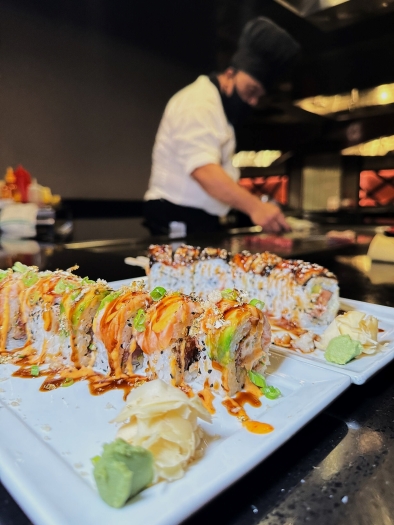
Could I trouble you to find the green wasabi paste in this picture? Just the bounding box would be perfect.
[324,335,363,365]
[93,438,154,508]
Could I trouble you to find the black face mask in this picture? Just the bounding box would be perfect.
[209,73,251,129]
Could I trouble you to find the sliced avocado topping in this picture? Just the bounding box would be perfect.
[215,325,236,365]
[98,291,121,311]
[71,300,88,327]
[71,290,109,327]
[133,309,146,332]
[0,270,9,281]
[28,290,41,306]
[311,284,322,294]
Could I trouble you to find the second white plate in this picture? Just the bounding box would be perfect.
[272,298,394,385]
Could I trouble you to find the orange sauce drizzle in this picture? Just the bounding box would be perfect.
[198,379,216,414]
[222,389,274,435]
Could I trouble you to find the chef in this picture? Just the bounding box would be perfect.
[143,17,300,236]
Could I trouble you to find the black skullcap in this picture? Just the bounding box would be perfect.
[231,17,301,90]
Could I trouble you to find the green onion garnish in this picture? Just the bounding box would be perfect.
[263,385,282,400]
[61,378,74,387]
[221,288,238,301]
[248,370,267,388]
[249,298,265,310]
[30,365,40,377]
[248,370,282,399]
[98,291,121,311]
[133,309,146,332]
[81,276,95,285]
[22,271,39,287]
[150,286,167,301]
[54,279,78,294]
[91,455,101,465]
[12,262,29,273]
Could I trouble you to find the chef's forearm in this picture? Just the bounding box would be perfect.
[191,164,262,216]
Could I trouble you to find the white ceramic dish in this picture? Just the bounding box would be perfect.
[271,298,394,385]
[0,350,350,525]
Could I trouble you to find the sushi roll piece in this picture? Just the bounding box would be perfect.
[92,282,152,376]
[20,268,86,365]
[147,244,179,292]
[192,291,271,397]
[0,263,43,352]
[263,259,339,331]
[147,244,201,294]
[192,247,233,296]
[0,268,23,351]
[134,291,203,386]
[57,279,111,368]
[231,250,282,305]
[172,244,200,294]
[231,253,339,331]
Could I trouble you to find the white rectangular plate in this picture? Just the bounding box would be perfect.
[0,352,350,525]
[271,298,394,385]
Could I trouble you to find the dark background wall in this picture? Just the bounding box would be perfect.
[0,1,214,200]
[1,0,394,200]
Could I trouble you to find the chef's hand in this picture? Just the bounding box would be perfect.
[191,164,291,233]
[249,201,291,233]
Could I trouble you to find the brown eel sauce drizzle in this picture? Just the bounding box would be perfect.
[6,347,274,434]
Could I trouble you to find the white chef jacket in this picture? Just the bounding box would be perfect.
[144,75,240,217]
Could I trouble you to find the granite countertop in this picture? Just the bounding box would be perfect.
[1,225,394,525]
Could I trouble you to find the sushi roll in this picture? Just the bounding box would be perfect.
[92,282,152,376]
[192,291,271,397]
[192,247,233,296]
[134,291,203,386]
